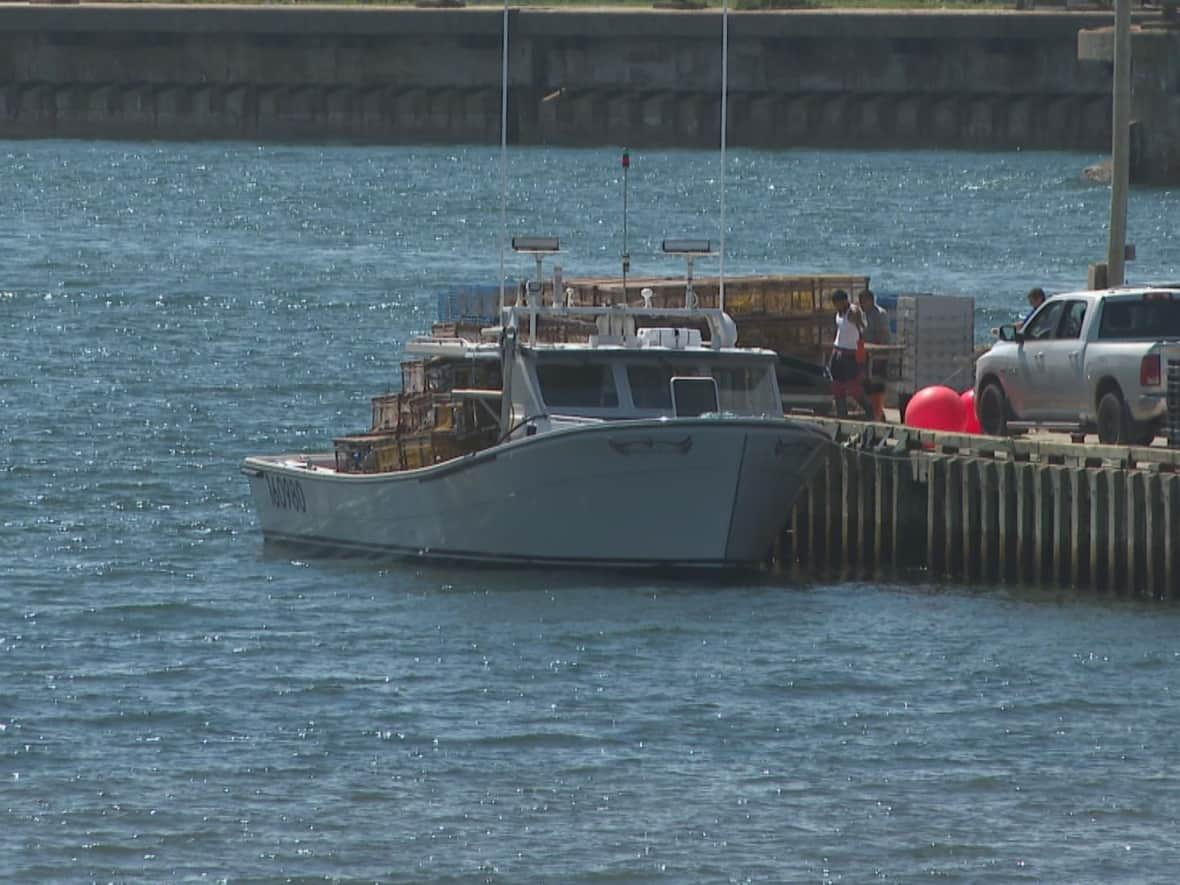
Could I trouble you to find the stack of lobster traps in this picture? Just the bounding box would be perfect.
[333,357,502,474]
[564,274,870,366]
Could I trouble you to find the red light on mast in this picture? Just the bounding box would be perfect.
[622,150,630,169]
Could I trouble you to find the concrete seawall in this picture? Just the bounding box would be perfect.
[1078,22,1180,184]
[0,5,1118,152]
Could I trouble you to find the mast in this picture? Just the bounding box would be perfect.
[499,0,510,312]
[719,0,729,313]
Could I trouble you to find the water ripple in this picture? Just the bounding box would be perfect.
[3,140,1180,882]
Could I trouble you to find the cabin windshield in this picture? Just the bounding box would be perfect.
[531,351,779,418]
[535,361,619,409]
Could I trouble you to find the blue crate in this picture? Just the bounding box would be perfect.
[436,285,502,324]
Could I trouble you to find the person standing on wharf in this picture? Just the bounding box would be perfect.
[857,287,891,422]
[828,289,874,419]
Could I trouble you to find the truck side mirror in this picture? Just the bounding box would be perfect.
[997,324,1021,343]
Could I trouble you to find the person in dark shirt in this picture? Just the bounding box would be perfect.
[1019,287,1046,330]
[857,288,891,422]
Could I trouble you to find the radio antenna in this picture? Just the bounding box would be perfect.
[622,148,630,306]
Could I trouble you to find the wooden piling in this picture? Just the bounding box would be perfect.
[783,418,1180,599]
[1165,475,1179,598]
[1127,471,1146,595]
[927,456,947,577]
[997,460,1017,584]
[977,459,998,584]
[945,458,965,579]
[824,449,842,570]
[1069,468,1090,589]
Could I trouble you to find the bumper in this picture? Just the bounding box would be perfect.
[1133,392,1168,422]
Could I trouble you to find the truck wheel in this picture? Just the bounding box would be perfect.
[1130,423,1157,447]
[977,383,1009,436]
[1096,390,1131,445]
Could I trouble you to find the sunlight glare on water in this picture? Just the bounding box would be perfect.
[2,140,1180,881]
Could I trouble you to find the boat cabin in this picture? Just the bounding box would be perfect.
[332,238,785,473]
[506,342,782,437]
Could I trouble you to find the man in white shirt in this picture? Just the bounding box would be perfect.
[828,289,874,419]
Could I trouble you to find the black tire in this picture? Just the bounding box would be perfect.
[977,382,1009,436]
[1130,422,1158,447]
[1096,390,1131,445]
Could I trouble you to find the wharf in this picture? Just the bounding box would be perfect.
[781,417,1180,598]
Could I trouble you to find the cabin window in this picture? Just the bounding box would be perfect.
[628,365,674,409]
[671,377,719,417]
[712,365,778,415]
[536,363,618,408]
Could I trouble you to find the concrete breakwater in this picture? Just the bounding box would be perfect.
[784,419,1180,597]
[0,5,1118,153]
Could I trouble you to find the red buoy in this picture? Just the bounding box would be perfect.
[904,385,967,433]
[960,389,983,434]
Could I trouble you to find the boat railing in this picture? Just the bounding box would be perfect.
[502,303,739,350]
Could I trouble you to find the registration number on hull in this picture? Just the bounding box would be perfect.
[266,473,307,513]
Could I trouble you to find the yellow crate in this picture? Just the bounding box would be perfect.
[401,360,425,395]
[371,393,400,432]
[399,436,431,470]
[334,432,401,474]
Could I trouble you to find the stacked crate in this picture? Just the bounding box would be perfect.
[332,431,402,474]
[335,356,502,473]
[564,274,869,365]
[894,293,977,403]
[436,284,501,325]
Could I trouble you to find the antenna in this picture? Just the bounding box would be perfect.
[622,148,630,306]
[498,0,509,313]
[719,0,729,314]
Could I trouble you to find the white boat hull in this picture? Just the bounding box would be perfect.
[242,418,830,569]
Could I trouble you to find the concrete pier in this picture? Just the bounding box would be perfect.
[0,5,1118,154]
[1078,21,1180,185]
[783,419,1180,597]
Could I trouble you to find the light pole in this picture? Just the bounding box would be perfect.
[1106,0,1131,287]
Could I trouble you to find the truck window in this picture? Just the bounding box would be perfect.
[1023,301,1064,341]
[1098,298,1180,340]
[1058,301,1088,339]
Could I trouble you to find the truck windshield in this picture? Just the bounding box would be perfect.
[1099,298,1180,339]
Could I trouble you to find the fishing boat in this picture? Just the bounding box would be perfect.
[241,242,832,568]
[241,2,831,568]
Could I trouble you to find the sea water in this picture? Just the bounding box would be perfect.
[4,140,1180,881]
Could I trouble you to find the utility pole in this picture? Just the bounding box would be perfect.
[1106,0,1131,287]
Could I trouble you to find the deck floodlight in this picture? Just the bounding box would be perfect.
[512,236,560,312]
[662,238,714,309]
[512,236,560,254]
[662,238,713,255]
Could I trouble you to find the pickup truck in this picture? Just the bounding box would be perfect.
[974,286,1180,445]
